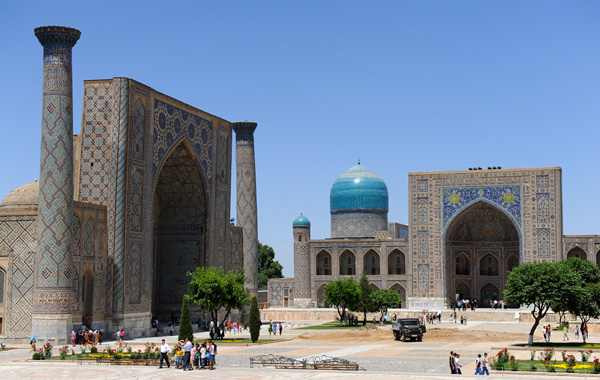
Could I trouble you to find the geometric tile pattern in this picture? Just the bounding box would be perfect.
[293,226,311,300]
[536,193,550,223]
[108,78,129,313]
[128,170,143,232]
[268,279,294,307]
[83,217,95,257]
[0,216,36,335]
[443,186,521,229]
[233,122,258,291]
[126,240,141,304]
[72,214,80,256]
[78,81,113,205]
[130,99,145,160]
[537,229,551,258]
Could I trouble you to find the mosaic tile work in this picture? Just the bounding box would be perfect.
[0,216,36,335]
[126,240,141,303]
[128,170,143,232]
[78,81,113,205]
[157,239,203,304]
[268,279,294,307]
[83,217,95,256]
[537,229,550,258]
[34,27,80,315]
[293,224,311,301]
[72,215,81,256]
[152,100,212,186]
[106,77,129,313]
[330,212,388,238]
[233,122,258,292]
[443,186,521,229]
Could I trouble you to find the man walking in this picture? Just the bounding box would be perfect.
[474,354,482,375]
[159,339,170,369]
[481,353,490,375]
[449,351,455,374]
[182,337,192,371]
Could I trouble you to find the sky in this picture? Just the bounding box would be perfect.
[1,1,599,277]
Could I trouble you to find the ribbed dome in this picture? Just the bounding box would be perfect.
[330,164,388,212]
[293,214,311,226]
[1,181,39,207]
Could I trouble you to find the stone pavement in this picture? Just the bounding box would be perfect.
[0,317,596,379]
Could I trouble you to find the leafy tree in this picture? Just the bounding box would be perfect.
[325,278,361,326]
[249,296,261,343]
[178,297,194,341]
[371,289,401,316]
[187,267,249,337]
[356,271,377,325]
[560,258,600,343]
[504,261,579,345]
[258,243,284,290]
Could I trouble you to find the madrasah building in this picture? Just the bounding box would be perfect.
[267,163,600,310]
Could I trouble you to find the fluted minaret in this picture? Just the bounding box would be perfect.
[232,121,259,296]
[32,26,80,343]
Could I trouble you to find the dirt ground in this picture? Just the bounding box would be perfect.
[296,327,528,343]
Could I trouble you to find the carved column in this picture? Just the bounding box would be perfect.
[32,26,80,343]
[232,121,259,296]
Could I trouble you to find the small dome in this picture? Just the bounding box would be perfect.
[330,164,388,212]
[1,181,39,207]
[293,214,311,226]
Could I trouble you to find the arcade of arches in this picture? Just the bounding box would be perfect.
[446,202,520,307]
[315,249,406,277]
[315,282,407,309]
[153,143,206,317]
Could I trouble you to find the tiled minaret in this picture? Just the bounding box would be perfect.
[32,26,80,343]
[232,121,259,296]
[293,214,312,307]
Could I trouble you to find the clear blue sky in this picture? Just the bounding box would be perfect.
[1,1,598,277]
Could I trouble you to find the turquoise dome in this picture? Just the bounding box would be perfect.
[330,164,388,212]
[293,214,311,226]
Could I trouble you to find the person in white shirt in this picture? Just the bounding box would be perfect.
[183,338,193,371]
[159,339,170,369]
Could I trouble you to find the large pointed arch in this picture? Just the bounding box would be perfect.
[389,283,406,309]
[339,250,356,276]
[152,139,207,317]
[567,246,587,260]
[444,201,519,307]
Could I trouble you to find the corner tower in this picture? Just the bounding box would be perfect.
[292,214,311,307]
[330,163,389,238]
[32,26,81,343]
[233,121,259,296]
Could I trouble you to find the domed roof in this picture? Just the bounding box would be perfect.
[293,214,311,226]
[330,164,388,212]
[1,181,39,207]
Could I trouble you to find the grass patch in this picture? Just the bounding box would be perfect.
[192,338,282,344]
[296,320,376,330]
[0,348,17,351]
[528,342,600,349]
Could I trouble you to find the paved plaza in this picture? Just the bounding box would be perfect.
[0,313,596,379]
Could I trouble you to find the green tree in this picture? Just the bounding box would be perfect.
[325,278,361,326]
[504,261,579,345]
[371,289,401,316]
[187,267,249,336]
[357,271,377,325]
[178,297,194,341]
[258,243,284,290]
[249,296,261,343]
[561,258,600,344]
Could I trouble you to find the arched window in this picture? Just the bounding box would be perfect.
[387,250,405,275]
[479,254,499,276]
[455,254,470,276]
[506,254,518,272]
[370,284,380,291]
[389,283,406,308]
[317,284,327,308]
[339,250,356,275]
[567,247,587,260]
[363,249,380,275]
[316,250,331,275]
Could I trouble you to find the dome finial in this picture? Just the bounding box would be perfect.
[358,158,360,165]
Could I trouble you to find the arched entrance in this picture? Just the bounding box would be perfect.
[445,201,519,307]
[316,250,331,275]
[567,247,587,260]
[153,141,206,317]
[82,270,94,328]
[316,284,327,308]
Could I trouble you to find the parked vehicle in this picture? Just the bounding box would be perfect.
[392,318,426,342]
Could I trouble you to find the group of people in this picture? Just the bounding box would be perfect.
[159,338,218,370]
[268,321,283,335]
[559,323,589,341]
[449,351,489,375]
[71,328,103,345]
[420,312,442,324]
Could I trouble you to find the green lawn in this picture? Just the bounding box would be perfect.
[528,342,600,349]
[493,359,599,374]
[296,320,376,330]
[192,338,283,344]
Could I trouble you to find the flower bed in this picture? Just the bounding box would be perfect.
[491,347,600,374]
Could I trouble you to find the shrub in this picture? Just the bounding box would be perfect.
[90,345,98,354]
[593,358,600,374]
[32,352,42,360]
[496,348,510,364]
[178,298,194,342]
[509,356,518,371]
[540,348,554,361]
[561,350,567,361]
[42,343,53,359]
[249,296,261,343]
[580,349,592,362]
[565,355,576,373]
[59,345,69,360]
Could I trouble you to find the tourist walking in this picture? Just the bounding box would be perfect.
[454,353,462,374]
[575,325,579,339]
[182,337,192,371]
[481,353,490,375]
[449,351,455,374]
[208,340,216,370]
[563,325,569,341]
[279,323,283,335]
[474,354,482,375]
[159,339,170,368]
